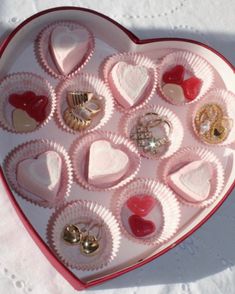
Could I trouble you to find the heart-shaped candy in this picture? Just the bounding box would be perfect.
[127,195,156,217]
[17,151,62,202]
[12,109,38,132]
[9,91,37,111]
[110,61,150,108]
[182,76,202,101]
[162,83,185,103]
[162,65,185,85]
[167,160,213,202]
[50,26,90,75]
[88,140,129,187]
[9,91,48,123]
[128,215,156,237]
[28,95,49,122]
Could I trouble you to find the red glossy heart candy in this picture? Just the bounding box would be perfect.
[182,76,202,100]
[162,65,185,85]
[127,195,156,217]
[128,215,156,237]
[9,91,48,123]
[9,91,36,111]
[28,95,48,123]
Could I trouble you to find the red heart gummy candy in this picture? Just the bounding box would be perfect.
[182,76,202,101]
[128,215,156,237]
[162,65,185,85]
[127,195,156,217]
[9,91,36,111]
[9,91,48,123]
[28,95,48,123]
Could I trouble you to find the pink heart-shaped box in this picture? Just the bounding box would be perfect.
[0,6,235,291]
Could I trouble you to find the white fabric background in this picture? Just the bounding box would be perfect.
[0,0,235,293]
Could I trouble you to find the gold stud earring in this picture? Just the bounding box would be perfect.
[79,222,102,256]
[62,224,83,245]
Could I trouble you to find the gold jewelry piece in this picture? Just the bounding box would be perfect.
[80,222,102,256]
[64,92,101,131]
[130,112,172,155]
[63,108,91,131]
[80,234,100,256]
[62,224,82,245]
[67,91,93,107]
[194,103,233,144]
[62,221,102,256]
[84,99,102,116]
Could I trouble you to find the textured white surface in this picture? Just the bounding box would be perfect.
[0,0,235,293]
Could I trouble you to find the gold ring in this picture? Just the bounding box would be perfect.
[63,108,91,131]
[67,91,93,107]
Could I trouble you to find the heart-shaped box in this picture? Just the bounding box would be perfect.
[0,6,235,291]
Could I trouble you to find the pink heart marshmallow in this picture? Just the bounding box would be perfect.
[17,151,62,202]
[50,26,90,75]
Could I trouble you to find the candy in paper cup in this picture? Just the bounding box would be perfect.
[158,50,214,105]
[191,88,235,146]
[0,72,56,134]
[111,178,181,245]
[35,21,95,79]
[56,73,114,134]
[103,52,157,112]
[3,139,72,208]
[70,131,141,191]
[161,147,225,207]
[119,104,184,159]
[46,200,121,271]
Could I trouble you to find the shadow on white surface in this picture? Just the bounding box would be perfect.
[131,27,235,66]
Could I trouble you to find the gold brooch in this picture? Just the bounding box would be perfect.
[130,112,172,156]
[194,103,233,144]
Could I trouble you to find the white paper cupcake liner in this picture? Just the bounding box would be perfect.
[46,200,121,271]
[119,104,184,159]
[0,72,56,134]
[191,88,235,146]
[158,50,215,105]
[35,21,95,79]
[56,73,114,134]
[70,131,141,191]
[111,178,181,245]
[3,139,73,208]
[161,147,225,208]
[103,52,158,113]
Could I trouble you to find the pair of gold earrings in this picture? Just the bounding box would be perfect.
[63,91,101,131]
[62,222,102,256]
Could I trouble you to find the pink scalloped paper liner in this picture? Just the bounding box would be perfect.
[119,104,184,160]
[191,88,235,146]
[3,139,73,208]
[70,131,141,191]
[103,52,158,113]
[0,72,56,134]
[160,147,225,208]
[55,73,114,134]
[111,178,181,246]
[46,200,121,271]
[35,21,95,79]
[158,50,215,105]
